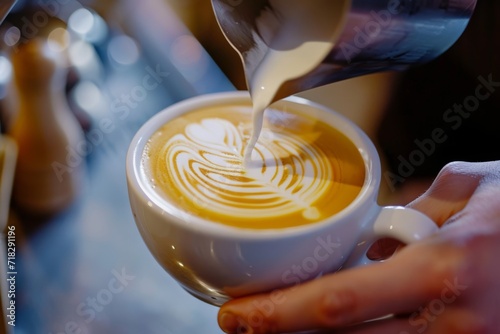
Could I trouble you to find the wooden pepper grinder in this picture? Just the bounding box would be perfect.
[7,38,85,217]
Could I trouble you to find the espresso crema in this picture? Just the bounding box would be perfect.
[142,103,364,229]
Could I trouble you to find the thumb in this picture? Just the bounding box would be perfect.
[406,162,482,226]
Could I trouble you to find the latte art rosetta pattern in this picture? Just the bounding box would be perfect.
[160,118,334,221]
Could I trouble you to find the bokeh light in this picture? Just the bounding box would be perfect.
[68,8,108,43]
[0,55,12,84]
[169,35,208,82]
[107,35,140,66]
[47,27,71,52]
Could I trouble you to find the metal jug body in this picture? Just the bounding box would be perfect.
[212,0,477,101]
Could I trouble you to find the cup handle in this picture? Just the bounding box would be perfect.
[342,206,438,268]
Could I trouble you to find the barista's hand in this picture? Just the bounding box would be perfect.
[217,161,500,334]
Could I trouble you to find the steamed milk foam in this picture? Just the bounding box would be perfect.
[143,102,364,229]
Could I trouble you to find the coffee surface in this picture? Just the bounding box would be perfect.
[142,104,364,229]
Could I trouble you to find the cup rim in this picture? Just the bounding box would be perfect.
[126,90,381,239]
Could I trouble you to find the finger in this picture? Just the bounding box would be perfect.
[316,315,416,334]
[406,162,482,226]
[320,309,488,334]
[218,246,454,334]
[423,308,488,334]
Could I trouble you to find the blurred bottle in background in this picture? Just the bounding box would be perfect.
[7,37,85,217]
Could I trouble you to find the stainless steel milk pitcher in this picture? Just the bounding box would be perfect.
[212,0,477,102]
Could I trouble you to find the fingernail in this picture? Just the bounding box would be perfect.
[219,312,250,334]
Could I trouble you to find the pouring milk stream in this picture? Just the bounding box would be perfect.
[242,0,347,162]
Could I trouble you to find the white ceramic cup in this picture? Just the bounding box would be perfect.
[126,91,438,306]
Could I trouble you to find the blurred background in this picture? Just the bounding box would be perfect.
[0,0,498,333]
